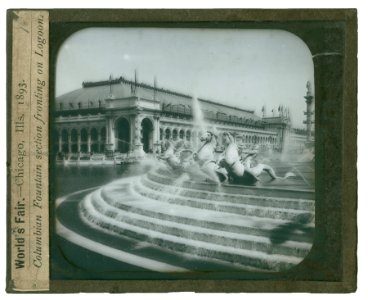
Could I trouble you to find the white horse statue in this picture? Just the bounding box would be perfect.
[192,131,227,183]
[219,132,295,184]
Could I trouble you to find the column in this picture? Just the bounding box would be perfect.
[129,115,135,153]
[68,129,72,154]
[133,114,144,156]
[106,116,115,152]
[77,129,81,153]
[153,116,160,153]
[87,129,91,153]
[58,129,62,153]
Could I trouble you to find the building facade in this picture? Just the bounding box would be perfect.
[54,76,299,157]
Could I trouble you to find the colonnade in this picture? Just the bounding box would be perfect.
[159,125,278,149]
[55,115,280,156]
[55,127,106,154]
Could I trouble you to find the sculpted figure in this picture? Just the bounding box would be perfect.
[219,132,294,184]
[193,131,227,183]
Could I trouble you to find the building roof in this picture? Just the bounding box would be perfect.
[56,76,261,121]
[262,116,289,124]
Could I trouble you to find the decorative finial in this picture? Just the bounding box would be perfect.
[154,76,157,100]
[306,81,312,96]
[109,74,113,97]
[132,69,138,95]
[262,105,266,118]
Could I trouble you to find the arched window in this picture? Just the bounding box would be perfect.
[61,129,68,143]
[71,129,78,143]
[186,130,191,141]
[91,128,98,153]
[81,128,88,143]
[141,118,153,153]
[91,128,98,141]
[165,128,171,140]
[115,118,131,153]
[179,129,184,139]
[100,127,106,141]
[172,129,178,141]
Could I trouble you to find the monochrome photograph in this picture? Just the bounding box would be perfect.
[50,27,317,280]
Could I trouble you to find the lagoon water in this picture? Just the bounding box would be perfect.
[53,163,153,198]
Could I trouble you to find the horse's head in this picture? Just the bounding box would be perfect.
[199,131,217,146]
[195,131,217,161]
[222,132,235,146]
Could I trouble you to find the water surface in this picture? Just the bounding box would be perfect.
[53,163,153,198]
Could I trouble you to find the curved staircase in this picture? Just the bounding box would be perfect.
[72,167,315,272]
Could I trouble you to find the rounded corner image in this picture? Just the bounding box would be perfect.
[51,27,315,278]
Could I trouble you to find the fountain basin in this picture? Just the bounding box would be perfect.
[56,164,315,273]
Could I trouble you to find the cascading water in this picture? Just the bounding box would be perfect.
[280,130,314,163]
[158,172,190,203]
[280,131,292,162]
[192,95,208,135]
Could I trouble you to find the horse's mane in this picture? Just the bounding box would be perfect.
[223,132,240,155]
[224,132,235,144]
[208,133,217,147]
[229,134,235,144]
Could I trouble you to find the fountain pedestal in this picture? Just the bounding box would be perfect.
[133,143,145,157]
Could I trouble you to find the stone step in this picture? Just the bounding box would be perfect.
[57,189,254,273]
[100,182,314,244]
[148,169,315,199]
[141,174,315,211]
[88,191,312,258]
[132,179,314,222]
[80,193,302,272]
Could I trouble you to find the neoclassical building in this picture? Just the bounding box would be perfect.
[54,75,296,157]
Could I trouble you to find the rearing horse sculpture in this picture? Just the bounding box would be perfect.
[219,132,295,185]
[193,131,227,183]
[217,132,259,185]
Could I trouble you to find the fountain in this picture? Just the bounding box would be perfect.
[55,96,315,275]
[192,95,208,134]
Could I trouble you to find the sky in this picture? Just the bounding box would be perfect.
[56,27,314,128]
